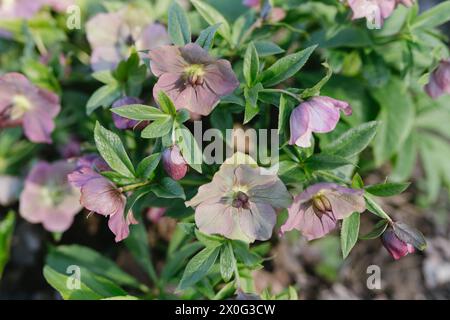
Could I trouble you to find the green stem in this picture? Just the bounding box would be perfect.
[261,88,302,103]
[119,180,151,193]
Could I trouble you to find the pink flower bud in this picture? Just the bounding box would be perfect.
[381,228,415,260]
[425,59,450,99]
[162,146,188,181]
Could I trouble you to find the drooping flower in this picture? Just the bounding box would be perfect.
[280,183,365,241]
[19,161,81,232]
[0,73,60,144]
[86,8,169,71]
[68,155,137,242]
[0,175,22,206]
[148,43,240,115]
[186,153,292,243]
[162,145,188,181]
[381,228,415,260]
[289,96,352,148]
[347,0,414,28]
[111,97,143,130]
[425,59,450,99]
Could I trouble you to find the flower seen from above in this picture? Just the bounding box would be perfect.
[19,160,81,232]
[186,153,292,243]
[149,43,239,116]
[0,73,60,144]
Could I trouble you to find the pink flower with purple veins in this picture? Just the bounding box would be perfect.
[289,96,352,148]
[68,157,137,242]
[186,155,292,243]
[0,73,60,144]
[281,183,366,241]
[19,161,82,232]
[86,9,170,72]
[347,0,414,27]
[148,43,240,116]
[425,59,450,99]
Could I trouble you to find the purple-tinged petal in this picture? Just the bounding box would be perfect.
[382,228,415,260]
[148,45,187,76]
[162,145,188,180]
[238,202,276,242]
[306,98,341,133]
[111,97,142,130]
[203,60,240,97]
[323,187,366,219]
[108,210,138,242]
[135,23,170,52]
[289,103,313,147]
[195,202,237,238]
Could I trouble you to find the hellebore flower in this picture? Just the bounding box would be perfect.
[186,154,292,243]
[68,157,137,242]
[0,73,60,144]
[425,59,450,99]
[19,161,81,232]
[289,96,352,148]
[111,97,143,130]
[381,228,415,260]
[162,145,188,181]
[348,0,414,27]
[280,183,365,241]
[86,9,169,71]
[148,43,240,115]
[0,0,72,20]
[0,175,22,206]
[59,137,81,159]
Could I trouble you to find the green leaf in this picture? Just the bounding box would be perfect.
[0,211,15,279]
[411,1,450,30]
[220,243,235,283]
[243,42,259,87]
[259,45,317,87]
[191,0,231,43]
[364,194,391,221]
[178,246,221,290]
[365,182,410,197]
[124,215,157,283]
[151,177,186,200]
[341,212,360,259]
[46,245,142,290]
[94,122,135,177]
[393,222,427,251]
[195,24,221,50]
[232,240,262,267]
[371,78,415,166]
[254,40,285,57]
[243,83,262,124]
[195,229,224,248]
[136,153,161,179]
[111,104,168,121]
[86,83,121,115]
[359,220,389,240]
[43,265,127,300]
[322,121,378,158]
[162,242,203,282]
[278,94,295,136]
[157,91,177,116]
[91,70,115,84]
[141,117,173,139]
[168,1,191,46]
[174,124,203,173]
[304,153,354,171]
[352,173,364,189]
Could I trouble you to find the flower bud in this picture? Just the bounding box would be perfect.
[162,146,188,181]
[381,228,415,260]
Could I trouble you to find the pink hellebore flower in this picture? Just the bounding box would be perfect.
[0,0,72,19]
[289,96,352,148]
[162,145,188,181]
[281,183,365,241]
[186,157,292,243]
[381,228,415,260]
[68,156,137,242]
[348,0,414,27]
[0,73,60,144]
[425,59,450,99]
[149,43,240,116]
[86,10,169,71]
[19,161,81,232]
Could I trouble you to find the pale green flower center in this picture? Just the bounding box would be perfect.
[41,182,66,207]
[184,64,205,86]
[3,0,15,10]
[10,95,32,120]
